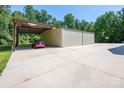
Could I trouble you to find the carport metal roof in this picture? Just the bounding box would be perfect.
[12,18,56,52]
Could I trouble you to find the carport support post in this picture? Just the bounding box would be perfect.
[13,21,17,52]
[16,33,19,47]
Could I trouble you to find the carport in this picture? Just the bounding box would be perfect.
[12,19,56,52]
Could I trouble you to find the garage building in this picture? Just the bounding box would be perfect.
[13,19,94,51]
[42,28,94,47]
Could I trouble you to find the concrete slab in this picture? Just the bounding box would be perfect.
[77,49,124,79]
[0,55,71,87]
[14,63,124,88]
[0,44,124,87]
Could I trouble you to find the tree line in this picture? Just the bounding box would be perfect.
[0,5,124,47]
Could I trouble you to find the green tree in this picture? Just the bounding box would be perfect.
[12,11,25,19]
[0,5,12,46]
[74,19,80,29]
[64,13,75,29]
[24,5,36,21]
[50,17,63,28]
[80,20,90,31]
[54,20,62,28]
[94,11,119,43]
[87,22,94,32]
[35,9,53,24]
[116,8,124,42]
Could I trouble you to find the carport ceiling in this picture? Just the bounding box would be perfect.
[14,19,56,34]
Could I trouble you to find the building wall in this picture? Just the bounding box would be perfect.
[42,28,62,46]
[82,32,94,45]
[61,28,83,47]
[42,28,94,47]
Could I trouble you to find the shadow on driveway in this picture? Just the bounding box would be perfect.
[16,45,59,51]
[108,45,124,55]
[16,45,32,51]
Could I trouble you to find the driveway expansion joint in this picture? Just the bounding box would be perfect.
[78,63,124,81]
[9,62,74,88]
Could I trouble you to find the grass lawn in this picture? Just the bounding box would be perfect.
[0,46,11,75]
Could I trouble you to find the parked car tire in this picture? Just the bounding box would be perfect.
[32,45,34,48]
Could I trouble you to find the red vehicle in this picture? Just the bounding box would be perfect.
[32,40,45,48]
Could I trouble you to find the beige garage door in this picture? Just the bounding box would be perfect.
[82,32,94,45]
[62,29,83,47]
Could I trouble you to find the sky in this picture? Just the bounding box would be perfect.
[11,5,124,22]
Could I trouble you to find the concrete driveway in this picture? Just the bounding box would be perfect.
[0,44,124,88]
